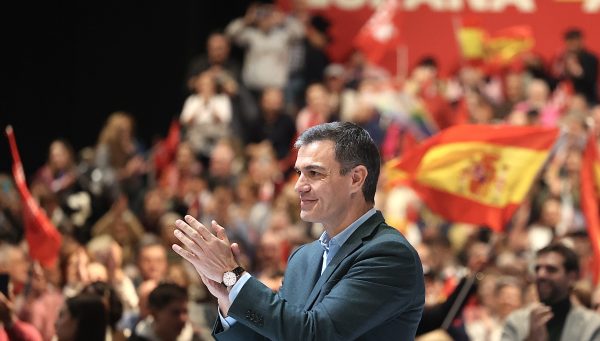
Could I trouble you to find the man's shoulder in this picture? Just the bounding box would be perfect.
[370,218,413,246]
[570,305,600,326]
[289,239,321,258]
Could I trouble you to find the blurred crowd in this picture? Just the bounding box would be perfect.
[2,2,600,340]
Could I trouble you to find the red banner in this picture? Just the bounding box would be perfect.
[279,0,600,76]
[6,126,62,269]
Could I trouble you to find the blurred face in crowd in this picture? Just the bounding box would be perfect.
[261,88,284,115]
[144,189,166,220]
[294,140,357,232]
[526,80,549,106]
[209,142,235,177]
[534,251,575,305]
[306,84,330,115]
[248,144,279,183]
[138,245,167,281]
[256,5,278,32]
[207,34,230,65]
[6,247,29,286]
[49,140,73,172]
[495,283,523,319]
[568,94,589,113]
[459,66,484,88]
[505,72,525,103]
[540,198,561,227]
[467,241,490,272]
[65,248,89,286]
[152,298,189,341]
[411,65,436,85]
[257,232,283,271]
[565,148,582,174]
[175,143,196,171]
[194,72,216,97]
[565,37,583,53]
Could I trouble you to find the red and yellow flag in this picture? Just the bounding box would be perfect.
[6,126,62,268]
[580,135,600,284]
[385,125,559,231]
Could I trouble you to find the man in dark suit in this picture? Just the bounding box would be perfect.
[172,122,425,340]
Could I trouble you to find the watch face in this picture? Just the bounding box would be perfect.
[223,271,237,286]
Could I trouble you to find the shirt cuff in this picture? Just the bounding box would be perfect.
[218,272,251,331]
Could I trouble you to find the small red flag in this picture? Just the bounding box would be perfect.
[354,0,403,73]
[153,119,181,176]
[5,126,62,268]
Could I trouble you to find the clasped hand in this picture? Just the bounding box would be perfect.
[172,215,239,288]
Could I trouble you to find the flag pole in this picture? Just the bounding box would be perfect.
[396,44,408,83]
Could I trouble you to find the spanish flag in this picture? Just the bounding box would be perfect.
[6,126,62,268]
[386,125,559,231]
[485,25,534,65]
[580,135,600,284]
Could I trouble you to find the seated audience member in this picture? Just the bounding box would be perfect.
[180,72,232,165]
[129,283,202,341]
[130,236,169,288]
[55,293,107,341]
[91,195,145,265]
[17,262,63,341]
[0,283,43,341]
[86,236,138,311]
[82,281,126,341]
[185,32,242,90]
[501,243,600,340]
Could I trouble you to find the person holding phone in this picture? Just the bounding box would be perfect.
[0,273,43,341]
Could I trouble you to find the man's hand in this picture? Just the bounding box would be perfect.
[527,303,552,341]
[172,215,239,285]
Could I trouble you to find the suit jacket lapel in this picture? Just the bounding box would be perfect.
[302,212,384,310]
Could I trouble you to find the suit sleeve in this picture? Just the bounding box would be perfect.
[222,240,423,341]
[500,311,526,341]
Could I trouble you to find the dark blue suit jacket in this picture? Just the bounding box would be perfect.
[213,211,425,340]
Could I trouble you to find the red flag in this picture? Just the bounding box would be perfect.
[153,119,181,176]
[5,126,62,268]
[354,0,403,73]
[386,125,558,231]
[580,135,600,285]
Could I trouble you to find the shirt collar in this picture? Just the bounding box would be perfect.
[319,208,377,252]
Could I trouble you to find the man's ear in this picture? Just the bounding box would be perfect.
[350,165,368,194]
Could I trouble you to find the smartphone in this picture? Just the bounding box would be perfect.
[0,273,9,297]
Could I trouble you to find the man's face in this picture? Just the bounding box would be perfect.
[534,252,574,305]
[207,35,229,64]
[565,38,582,53]
[261,89,283,114]
[152,299,188,341]
[294,141,355,231]
[138,245,167,281]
